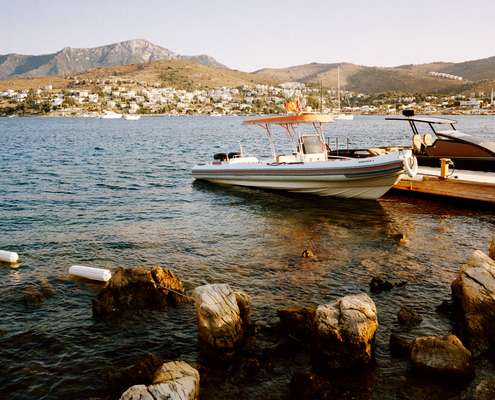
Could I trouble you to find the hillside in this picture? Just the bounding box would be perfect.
[0,59,274,91]
[437,56,495,81]
[255,62,471,94]
[0,39,225,80]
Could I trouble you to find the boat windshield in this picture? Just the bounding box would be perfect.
[302,135,323,154]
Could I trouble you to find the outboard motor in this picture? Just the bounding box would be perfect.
[213,153,228,161]
[228,152,240,159]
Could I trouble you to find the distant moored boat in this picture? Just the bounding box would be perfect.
[100,111,122,119]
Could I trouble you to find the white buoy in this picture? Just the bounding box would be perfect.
[69,265,112,282]
[0,250,19,264]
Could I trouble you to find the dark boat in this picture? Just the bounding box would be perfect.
[385,111,495,172]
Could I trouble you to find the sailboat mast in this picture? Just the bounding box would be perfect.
[337,66,341,112]
[320,80,323,113]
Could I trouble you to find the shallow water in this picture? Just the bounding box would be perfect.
[0,115,494,399]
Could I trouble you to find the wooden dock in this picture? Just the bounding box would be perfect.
[394,167,495,203]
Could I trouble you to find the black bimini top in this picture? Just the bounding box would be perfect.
[385,115,457,135]
[385,116,457,125]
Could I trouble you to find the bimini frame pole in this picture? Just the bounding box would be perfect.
[257,123,277,161]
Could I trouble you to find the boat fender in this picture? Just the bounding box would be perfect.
[69,265,112,282]
[403,155,418,178]
[0,250,19,264]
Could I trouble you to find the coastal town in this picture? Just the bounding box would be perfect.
[1,77,494,117]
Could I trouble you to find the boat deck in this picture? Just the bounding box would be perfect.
[394,167,495,203]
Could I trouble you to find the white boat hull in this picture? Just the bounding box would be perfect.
[193,151,412,200]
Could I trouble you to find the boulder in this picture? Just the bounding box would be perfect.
[489,237,495,260]
[192,284,250,355]
[397,305,422,327]
[120,361,199,400]
[312,293,378,369]
[451,250,495,356]
[92,266,187,316]
[409,335,473,378]
[277,306,316,339]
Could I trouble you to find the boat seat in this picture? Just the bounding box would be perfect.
[368,148,387,156]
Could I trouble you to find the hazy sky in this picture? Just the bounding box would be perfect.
[2,0,494,71]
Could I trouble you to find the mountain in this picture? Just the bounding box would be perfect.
[0,39,225,80]
[2,39,495,94]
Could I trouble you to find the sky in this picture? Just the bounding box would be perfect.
[1,0,494,71]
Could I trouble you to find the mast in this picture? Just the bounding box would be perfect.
[319,80,323,113]
[491,88,494,105]
[337,66,341,112]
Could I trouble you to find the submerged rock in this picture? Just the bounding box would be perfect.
[409,335,473,378]
[92,266,187,316]
[120,360,199,400]
[451,250,495,356]
[107,354,163,397]
[192,284,250,356]
[473,378,495,400]
[436,299,454,317]
[277,306,315,339]
[289,369,330,400]
[312,293,378,369]
[397,305,423,327]
[21,277,56,306]
[369,276,407,293]
[390,331,414,357]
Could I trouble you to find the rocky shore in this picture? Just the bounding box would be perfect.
[67,236,495,399]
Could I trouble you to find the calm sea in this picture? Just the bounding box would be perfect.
[0,115,494,399]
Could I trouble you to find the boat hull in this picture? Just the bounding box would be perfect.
[193,152,408,200]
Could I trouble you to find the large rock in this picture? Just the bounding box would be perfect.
[92,266,187,316]
[192,284,250,355]
[120,361,199,400]
[489,237,495,260]
[312,293,378,369]
[451,250,495,356]
[409,335,473,378]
